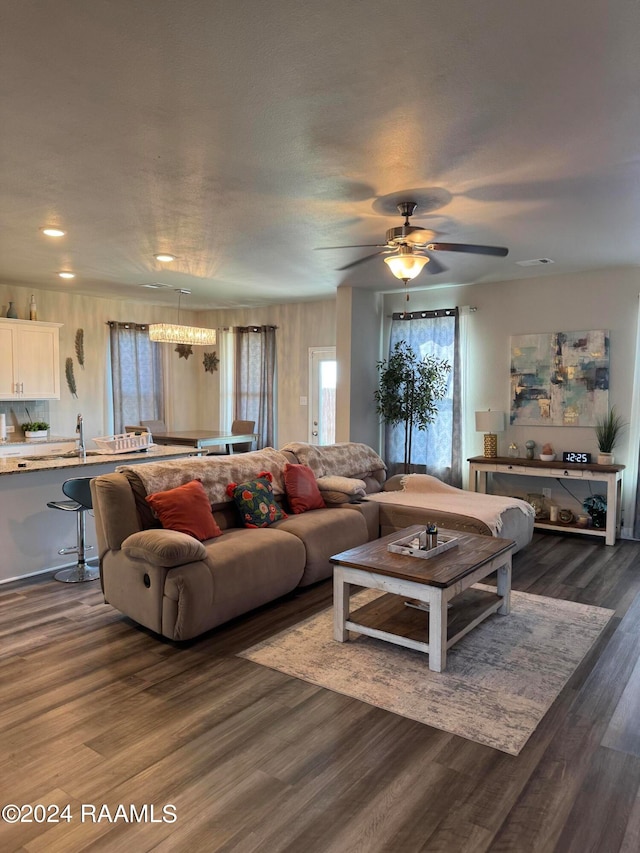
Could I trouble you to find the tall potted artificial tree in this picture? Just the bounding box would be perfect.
[375,340,450,473]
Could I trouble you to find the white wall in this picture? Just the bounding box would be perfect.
[198,299,336,446]
[0,284,203,443]
[384,266,640,535]
[335,287,383,450]
[0,286,338,448]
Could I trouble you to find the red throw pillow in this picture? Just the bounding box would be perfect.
[283,463,326,514]
[145,479,222,541]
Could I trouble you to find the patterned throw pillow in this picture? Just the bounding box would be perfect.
[145,479,222,541]
[226,471,288,528]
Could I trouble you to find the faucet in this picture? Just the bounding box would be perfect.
[76,413,86,460]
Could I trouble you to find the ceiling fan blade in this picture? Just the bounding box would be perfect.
[336,251,389,271]
[423,253,448,275]
[315,244,388,250]
[426,242,509,257]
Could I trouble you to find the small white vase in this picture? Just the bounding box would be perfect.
[597,452,614,465]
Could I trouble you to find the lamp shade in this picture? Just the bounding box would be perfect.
[475,410,505,433]
[384,252,429,281]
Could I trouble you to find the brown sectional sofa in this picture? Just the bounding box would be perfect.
[90,446,381,640]
[90,441,532,642]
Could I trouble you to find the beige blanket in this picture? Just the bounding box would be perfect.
[367,474,534,535]
[281,441,386,479]
[117,447,289,504]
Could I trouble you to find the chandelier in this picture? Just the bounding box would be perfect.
[148,289,216,346]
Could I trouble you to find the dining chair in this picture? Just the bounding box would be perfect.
[140,419,167,434]
[208,419,256,455]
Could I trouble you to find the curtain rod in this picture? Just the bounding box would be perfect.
[386,306,476,318]
[234,325,278,332]
[106,321,149,329]
[390,307,459,320]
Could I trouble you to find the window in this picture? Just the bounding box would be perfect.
[109,322,164,434]
[384,309,461,485]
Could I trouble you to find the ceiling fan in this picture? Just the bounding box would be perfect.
[317,201,508,283]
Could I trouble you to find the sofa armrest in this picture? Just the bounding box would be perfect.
[122,530,207,568]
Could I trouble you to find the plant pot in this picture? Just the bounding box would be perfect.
[25,430,48,439]
[597,452,614,465]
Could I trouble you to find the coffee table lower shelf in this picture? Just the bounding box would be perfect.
[347,587,503,655]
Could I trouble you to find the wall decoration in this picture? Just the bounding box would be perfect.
[203,351,219,373]
[65,357,78,398]
[175,344,193,360]
[75,328,85,368]
[510,330,609,426]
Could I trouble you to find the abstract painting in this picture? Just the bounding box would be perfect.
[510,330,609,426]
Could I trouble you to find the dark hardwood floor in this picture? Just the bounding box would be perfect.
[1,531,640,852]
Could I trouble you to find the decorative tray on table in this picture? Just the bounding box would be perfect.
[388,531,459,560]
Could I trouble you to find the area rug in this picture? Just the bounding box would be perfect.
[239,586,614,754]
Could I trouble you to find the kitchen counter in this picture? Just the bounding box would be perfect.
[0,434,77,447]
[0,444,201,584]
[0,443,200,476]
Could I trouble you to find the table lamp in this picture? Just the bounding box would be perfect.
[475,410,505,458]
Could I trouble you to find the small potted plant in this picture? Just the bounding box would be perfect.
[594,406,627,464]
[539,442,555,462]
[22,420,50,439]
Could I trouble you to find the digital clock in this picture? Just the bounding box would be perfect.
[562,451,592,464]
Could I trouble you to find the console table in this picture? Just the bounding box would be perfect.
[467,456,625,546]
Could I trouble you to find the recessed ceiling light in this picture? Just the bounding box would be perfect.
[141,283,172,289]
[154,253,176,263]
[57,271,75,279]
[41,227,66,237]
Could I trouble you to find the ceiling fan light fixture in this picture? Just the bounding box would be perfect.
[384,250,429,281]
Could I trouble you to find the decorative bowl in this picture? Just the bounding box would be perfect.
[539,453,556,462]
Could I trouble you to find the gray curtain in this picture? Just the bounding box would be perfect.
[384,308,461,485]
[234,325,277,449]
[109,322,164,434]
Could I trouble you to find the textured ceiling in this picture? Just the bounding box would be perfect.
[1,0,639,309]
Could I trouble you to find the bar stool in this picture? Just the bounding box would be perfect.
[47,477,100,583]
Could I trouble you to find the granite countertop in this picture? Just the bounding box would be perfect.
[0,444,199,476]
[0,435,77,447]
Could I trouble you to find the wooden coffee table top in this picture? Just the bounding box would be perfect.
[330,525,514,588]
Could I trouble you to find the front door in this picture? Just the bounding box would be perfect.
[309,347,336,445]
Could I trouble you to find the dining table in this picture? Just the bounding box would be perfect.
[150,429,258,452]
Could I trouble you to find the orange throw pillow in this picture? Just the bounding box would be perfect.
[283,463,326,514]
[145,479,222,541]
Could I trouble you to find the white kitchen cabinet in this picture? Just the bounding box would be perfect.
[0,318,62,400]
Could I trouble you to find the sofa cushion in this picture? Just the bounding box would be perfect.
[283,463,326,513]
[146,479,222,541]
[315,474,367,505]
[163,527,306,640]
[273,507,368,586]
[122,529,208,567]
[226,471,288,528]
